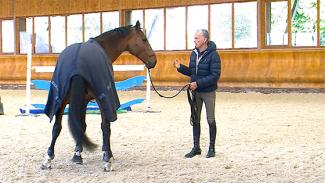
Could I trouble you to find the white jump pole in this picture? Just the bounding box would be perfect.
[146,69,151,111]
[25,42,32,115]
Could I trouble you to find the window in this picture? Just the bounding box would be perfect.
[125,10,143,28]
[3,2,325,56]
[291,0,317,46]
[234,2,257,48]
[320,0,325,46]
[34,17,49,53]
[2,20,14,53]
[84,13,100,41]
[50,16,66,53]
[67,14,82,46]
[187,5,208,49]
[102,11,119,32]
[145,8,164,50]
[19,18,33,54]
[266,1,288,46]
[166,7,186,50]
[210,3,232,49]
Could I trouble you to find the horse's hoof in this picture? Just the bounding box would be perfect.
[72,154,83,164]
[41,164,51,170]
[103,161,113,172]
[41,154,52,170]
[103,156,114,172]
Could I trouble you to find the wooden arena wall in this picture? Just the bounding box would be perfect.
[1,0,325,89]
[1,49,325,88]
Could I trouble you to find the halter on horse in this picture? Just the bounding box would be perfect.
[41,21,156,172]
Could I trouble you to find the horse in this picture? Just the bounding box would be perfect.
[41,21,157,172]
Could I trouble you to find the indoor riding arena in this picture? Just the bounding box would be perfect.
[1,0,324,182]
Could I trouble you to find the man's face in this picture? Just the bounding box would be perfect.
[194,32,207,49]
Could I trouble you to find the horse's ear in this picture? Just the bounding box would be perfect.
[135,20,141,30]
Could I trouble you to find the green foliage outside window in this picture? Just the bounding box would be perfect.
[292,2,317,33]
[321,21,325,45]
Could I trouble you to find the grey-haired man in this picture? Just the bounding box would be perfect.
[173,29,221,158]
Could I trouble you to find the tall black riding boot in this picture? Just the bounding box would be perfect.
[206,121,217,158]
[185,123,201,158]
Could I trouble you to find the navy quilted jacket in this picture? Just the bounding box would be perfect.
[177,41,221,92]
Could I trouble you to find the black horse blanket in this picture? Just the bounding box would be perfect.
[44,39,120,122]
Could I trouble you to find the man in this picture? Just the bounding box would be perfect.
[173,29,221,158]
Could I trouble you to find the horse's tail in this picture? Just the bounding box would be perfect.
[82,134,98,151]
[68,118,97,151]
[68,75,97,151]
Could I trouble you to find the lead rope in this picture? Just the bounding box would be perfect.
[147,69,189,98]
[147,69,197,126]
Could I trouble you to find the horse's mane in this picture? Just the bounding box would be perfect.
[95,25,133,42]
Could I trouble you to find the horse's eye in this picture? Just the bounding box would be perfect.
[142,38,147,42]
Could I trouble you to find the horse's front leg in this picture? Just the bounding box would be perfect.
[41,107,65,170]
[101,121,114,172]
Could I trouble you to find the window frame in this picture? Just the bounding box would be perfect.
[264,0,323,48]
[145,8,165,51]
[0,19,2,54]
[1,18,15,54]
[102,11,120,33]
[50,15,67,53]
[34,16,50,54]
[165,6,186,50]
[1,1,325,56]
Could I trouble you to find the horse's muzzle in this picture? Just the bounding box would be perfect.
[146,58,157,69]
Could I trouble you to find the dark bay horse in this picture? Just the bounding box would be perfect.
[41,21,156,171]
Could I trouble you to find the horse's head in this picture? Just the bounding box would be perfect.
[127,21,157,69]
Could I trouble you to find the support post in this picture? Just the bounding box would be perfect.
[25,42,32,115]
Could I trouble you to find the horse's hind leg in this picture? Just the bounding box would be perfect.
[101,121,114,172]
[71,99,88,164]
[69,76,87,164]
[41,105,65,170]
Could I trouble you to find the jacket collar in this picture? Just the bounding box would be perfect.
[193,41,217,57]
